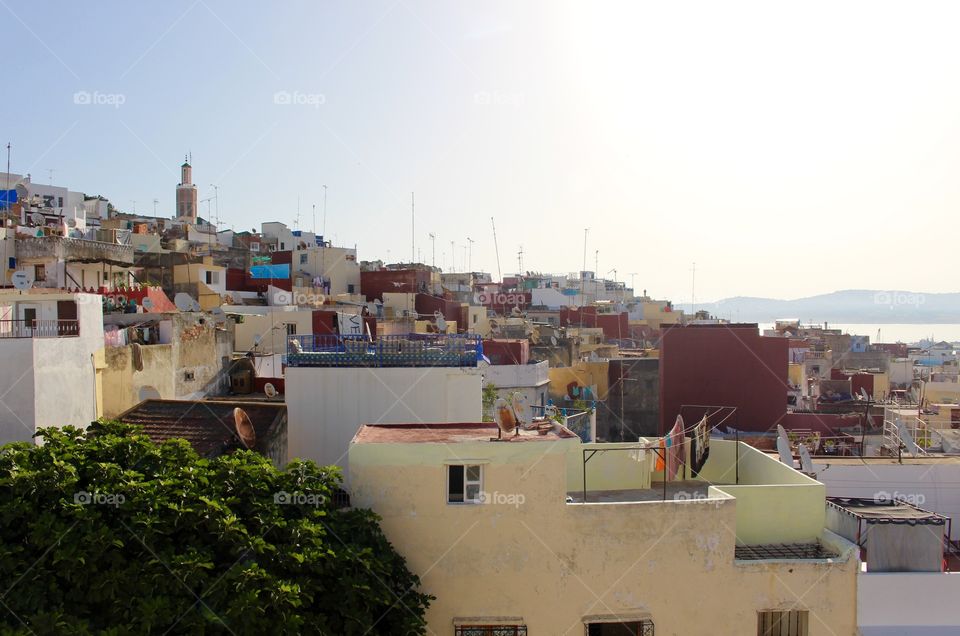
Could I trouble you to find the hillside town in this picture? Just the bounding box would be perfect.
[0,157,957,634]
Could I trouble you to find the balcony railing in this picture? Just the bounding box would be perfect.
[287,333,481,368]
[0,319,80,338]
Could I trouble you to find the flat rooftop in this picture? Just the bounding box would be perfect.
[566,481,726,504]
[353,422,578,444]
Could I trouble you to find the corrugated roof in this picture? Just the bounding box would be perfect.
[118,399,286,457]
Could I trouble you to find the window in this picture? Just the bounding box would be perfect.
[286,323,297,336]
[250,243,260,252]
[205,271,213,284]
[57,196,63,207]
[34,264,45,282]
[586,622,654,636]
[455,627,526,636]
[280,242,285,250]
[447,464,482,504]
[757,610,808,636]
[300,253,308,264]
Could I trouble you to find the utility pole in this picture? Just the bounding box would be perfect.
[629,272,638,294]
[466,237,474,273]
[429,233,436,267]
[153,199,158,215]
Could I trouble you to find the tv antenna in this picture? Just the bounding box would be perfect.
[466,237,474,273]
[517,245,523,274]
[429,232,436,267]
[490,217,502,282]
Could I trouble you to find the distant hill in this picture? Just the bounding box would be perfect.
[698,290,960,324]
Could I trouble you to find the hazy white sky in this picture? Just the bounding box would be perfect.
[4,1,960,301]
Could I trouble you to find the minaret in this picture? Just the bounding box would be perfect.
[176,154,198,222]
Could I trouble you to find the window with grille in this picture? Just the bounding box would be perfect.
[286,323,297,336]
[757,610,808,636]
[447,464,482,504]
[455,627,526,636]
[586,621,654,636]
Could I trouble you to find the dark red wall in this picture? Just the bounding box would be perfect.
[659,324,788,434]
[781,412,863,434]
[482,339,529,365]
[226,267,292,293]
[560,306,629,341]
[360,269,432,301]
[415,294,466,332]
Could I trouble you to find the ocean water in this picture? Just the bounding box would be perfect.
[757,323,960,344]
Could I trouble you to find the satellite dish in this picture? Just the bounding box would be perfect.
[511,306,522,316]
[191,300,201,312]
[550,335,558,346]
[435,310,447,333]
[264,382,278,398]
[494,397,517,436]
[798,443,815,473]
[66,218,77,228]
[233,407,256,449]
[489,319,501,335]
[210,306,227,325]
[511,392,533,429]
[174,292,194,312]
[11,270,33,291]
[30,212,44,226]
[141,297,154,311]
[895,417,920,455]
[860,387,870,401]
[776,424,794,467]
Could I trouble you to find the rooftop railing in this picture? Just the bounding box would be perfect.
[0,319,80,338]
[286,333,481,368]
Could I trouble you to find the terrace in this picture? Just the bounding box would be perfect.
[287,333,481,368]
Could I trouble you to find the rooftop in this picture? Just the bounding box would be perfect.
[353,422,578,444]
[118,399,286,456]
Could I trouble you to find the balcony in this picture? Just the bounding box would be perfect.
[287,333,481,368]
[0,319,79,338]
[16,236,134,266]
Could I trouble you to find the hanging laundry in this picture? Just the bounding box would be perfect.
[691,414,711,476]
[666,415,685,480]
[655,438,665,472]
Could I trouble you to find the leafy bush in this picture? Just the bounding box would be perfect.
[0,421,431,635]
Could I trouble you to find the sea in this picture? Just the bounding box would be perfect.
[756,323,960,345]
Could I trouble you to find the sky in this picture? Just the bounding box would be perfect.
[3,1,960,303]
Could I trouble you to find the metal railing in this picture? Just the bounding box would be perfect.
[0,319,80,338]
[286,333,481,368]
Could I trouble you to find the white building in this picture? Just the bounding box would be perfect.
[0,291,104,444]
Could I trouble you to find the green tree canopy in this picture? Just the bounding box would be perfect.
[0,421,431,635]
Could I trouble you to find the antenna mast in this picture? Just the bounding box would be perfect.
[411,192,415,264]
[491,217,502,283]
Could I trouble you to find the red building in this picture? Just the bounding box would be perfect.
[560,306,629,341]
[360,268,432,301]
[659,324,788,434]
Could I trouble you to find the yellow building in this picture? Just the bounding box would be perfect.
[349,423,859,635]
[172,257,226,310]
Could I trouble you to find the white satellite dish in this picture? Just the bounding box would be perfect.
[233,407,256,449]
[30,212,44,226]
[66,218,77,228]
[895,417,920,455]
[489,319,501,335]
[264,382,278,398]
[435,311,447,333]
[11,270,33,291]
[776,424,794,467]
[191,300,201,312]
[798,443,815,473]
[511,392,533,429]
[550,335,558,346]
[493,397,517,437]
[210,306,227,325]
[860,387,870,401]
[174,292,195,312]
[141,297,154,311]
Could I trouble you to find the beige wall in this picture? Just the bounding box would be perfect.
[101,344,176,418]
[349,438,858,635]
[232,309,314,355]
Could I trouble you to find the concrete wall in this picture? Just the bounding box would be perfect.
[858,572,960,632]
[101,344,176,418]
[0,338,36,444]
[604,358,659,441]
[231,308,314,354]
[285,366,482,472]
[349,438,858,635]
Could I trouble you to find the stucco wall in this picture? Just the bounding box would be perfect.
[101,344,176,418]
[0,338,36,444]
[858,572,960,631]
[349,440,858,635]
[285,366,481,473]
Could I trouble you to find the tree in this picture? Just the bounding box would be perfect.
[0,422,432,635]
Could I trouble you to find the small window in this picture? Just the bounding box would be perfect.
[205,271,213,285]
[300,253,308,264]
[184,371,195,382]
[286,323,297,336]
[250,243,260,252]
[57,196,63,207]
[757,610,808,636]
[280,242,285,250]
[447,464,482,504]
[34,264,46,282]
[586,621,654,635]
[456,627,526,636]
